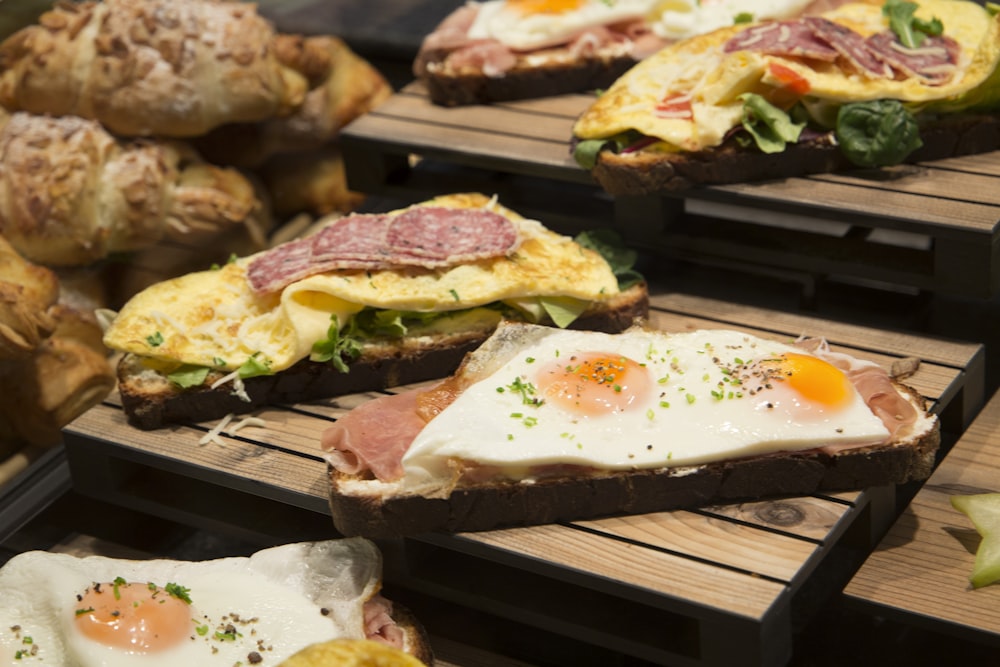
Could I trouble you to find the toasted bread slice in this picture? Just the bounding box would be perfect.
[329,381,938,538]
[589,113,1000,196]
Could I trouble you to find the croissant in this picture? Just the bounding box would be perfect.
[0,308,115,448]
[0,234,58,359]
[192,34,393,167]
[0,0,310,137]
[0,109,268,267]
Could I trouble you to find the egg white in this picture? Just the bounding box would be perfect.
[0,540,382,667]
[399,327,890,486]
[648,0,816,41]
[467,0,655,51]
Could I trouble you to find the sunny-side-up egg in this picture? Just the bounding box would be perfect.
[647,0,816,41]
[0,539,383,667]
[466,0,656,51]
[399,326,891,484]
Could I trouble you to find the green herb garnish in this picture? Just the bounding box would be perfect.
[883,0,943,48]
[164,583,192,605]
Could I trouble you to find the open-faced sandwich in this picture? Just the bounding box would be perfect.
[322,322,939,537]
[414,0,834,105]
[101,193,648,429]
[0,538,433,665]
[572,0,1000,193]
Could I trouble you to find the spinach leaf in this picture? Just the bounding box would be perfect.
[836,99,922,168]
[574,229,644,289]
[738,93,805,154]
[573,138,612,169]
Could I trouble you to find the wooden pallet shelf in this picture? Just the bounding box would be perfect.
[62,288,985,667]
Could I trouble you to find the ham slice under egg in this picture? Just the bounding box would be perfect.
[322,325,927,486]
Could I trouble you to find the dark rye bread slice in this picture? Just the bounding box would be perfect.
[590,112,1000,195]
[424,53,636,107]
[116,283,649,430]
[327,382,939,538]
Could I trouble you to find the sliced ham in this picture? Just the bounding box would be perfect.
[413,3,482,76]
[362,594,406,649]
[444,39,519,77]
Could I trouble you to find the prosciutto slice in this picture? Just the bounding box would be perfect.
[322,390,427,482]
[246,207,519,294]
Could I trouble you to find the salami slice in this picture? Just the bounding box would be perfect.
[804,17,893,78]
[866,31,960,84]
[312,214,392,261]
[246,237,316,294]
[723,20,840,61]
[386,206,518,262]
[247,206,520,294]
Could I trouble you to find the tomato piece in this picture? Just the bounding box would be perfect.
[768,62,811,96]
[654,93,693,120]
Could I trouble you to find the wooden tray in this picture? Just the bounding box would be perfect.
[843,388,1000,647]
[62,288,984,667]
[341,82,1000,299]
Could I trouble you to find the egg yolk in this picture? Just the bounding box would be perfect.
[537,351,651,416]
[507,0,585,15]
[74,581,193,653]
[755,353,852,408]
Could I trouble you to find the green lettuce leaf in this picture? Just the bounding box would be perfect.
[166,364,211,389]
[738,93,805,154]
[540,297,589,329]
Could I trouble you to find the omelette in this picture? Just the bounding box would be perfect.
[102,193,626,378]
[573,0,1000,167]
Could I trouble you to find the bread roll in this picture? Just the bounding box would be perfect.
[0,109,267,267]
[0,0,309,137]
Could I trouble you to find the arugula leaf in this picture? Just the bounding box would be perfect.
[166,364,212,388]
[310,315,362,373]
[737,93,805,153]
[882,0,943,48]
[574,229,644,289]
[238,352,273,379]
[836,99,922,168]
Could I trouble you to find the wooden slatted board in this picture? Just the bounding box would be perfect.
[61,289,984,667]
[341,82,1000,298]
[843,389,1000,647]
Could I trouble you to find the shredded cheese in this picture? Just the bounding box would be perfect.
[199,413,234,446]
